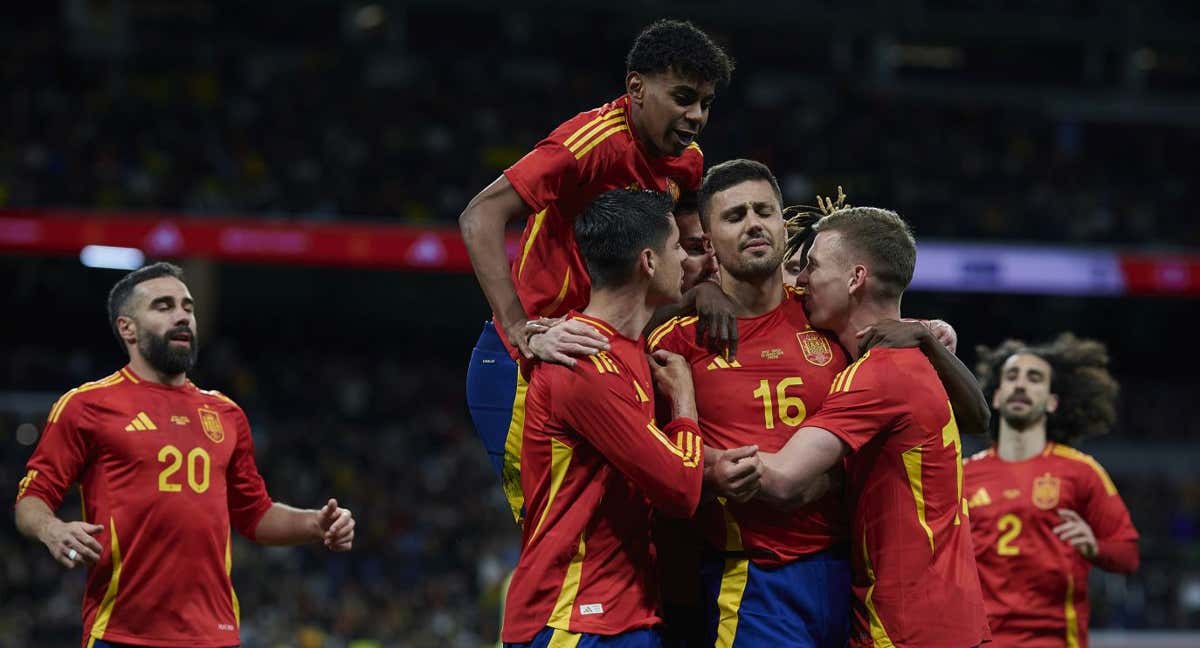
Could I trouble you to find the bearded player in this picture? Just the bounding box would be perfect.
[965,334,1139,647]
[14,262,354,648]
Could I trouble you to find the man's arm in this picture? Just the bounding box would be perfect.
[757,427,849,508]
[254,499,354,550]
[459,175,534,357]
[15,496,104,568]
[645,280,740,359]
[856,319,991,438]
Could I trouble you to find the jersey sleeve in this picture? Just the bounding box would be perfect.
[646,317,696,356]
[225,407,273,540]
[1077,459,1140,572]
[558,369,703,518]
[802,351,907,452]
[683,146,704,192]
[16,394,91,510]
[503,138,581,214]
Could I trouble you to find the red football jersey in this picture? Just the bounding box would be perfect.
[502,313,705,642]
[499,95,704,356]
[803,348,989,648]
[964,443,1139,648]
[648,287,850,566]
[15,367,273,648]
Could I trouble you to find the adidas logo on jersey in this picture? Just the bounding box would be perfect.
[124,412,158,431]
[967,487,992,509]
[706,356,742,370]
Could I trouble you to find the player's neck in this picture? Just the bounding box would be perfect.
[627,102,664,158]
[582,287,656,341]
[838,300,902,360]
[996,420,1048,461]
[127,354,188,387]
[720,272,784,318]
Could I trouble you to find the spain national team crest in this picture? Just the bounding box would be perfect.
[1032,472,1061,510]
[796,330,833,367]
[198,406,225,444]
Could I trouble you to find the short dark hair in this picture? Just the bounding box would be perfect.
[626,19,734,87]
[813,207,916,300]
[576,189,675,290]
[107,262,185,349]
[698,159,782,225]
[975,333,1120,444]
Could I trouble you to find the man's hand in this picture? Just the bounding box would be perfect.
[707,445,763,503]
[855,318,931,355]
[527,318,609,366]
[692,281,739,360]
[39,519,104,569]
[502,318,536,359]
[1054,509,1098,559]
[856,318,958,356]
[921,319,957,354]
[649,350,697,419]
[317,499,355,552]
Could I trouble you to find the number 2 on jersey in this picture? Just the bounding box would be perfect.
[997,513,1022,556]
[752,377,806,429]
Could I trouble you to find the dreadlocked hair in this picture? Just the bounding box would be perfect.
[975,333,1120,445]
[783,186,850,261]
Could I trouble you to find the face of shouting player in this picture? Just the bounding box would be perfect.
[705,179,786,282]
[119,276,198,376]
[794,230,855,332]
[646,215,687,305]
[675,208,718,290]
[628,67,715,157]
[993,353,1059,430]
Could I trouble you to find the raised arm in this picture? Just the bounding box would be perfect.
[459,175,535,358]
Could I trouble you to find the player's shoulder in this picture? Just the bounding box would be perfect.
[964,447,997,466]
[46,369,132,423]
[545,95,631,158]
[1047,442,1118,494]
[189,383,245,414]
[647,315,701,353]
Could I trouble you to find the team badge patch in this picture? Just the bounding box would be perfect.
[796,330,833,366]
[198,406,225,444]
[1032,472,1061,510]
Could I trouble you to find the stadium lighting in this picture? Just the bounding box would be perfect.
[80,245,145,270]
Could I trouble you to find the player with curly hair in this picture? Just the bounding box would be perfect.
[965,333,1139,647]
[461,18,737,527]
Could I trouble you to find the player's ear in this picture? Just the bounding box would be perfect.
[1045,392,1060,415]
[116,314,138,346]
[640,247,656,279]
[626,71,645,104]
[847,264,868,295]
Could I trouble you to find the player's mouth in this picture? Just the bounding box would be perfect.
[673,129,696,147]
[741,237,771,253]
[1006,395,1032,406]
[168,330,194,346]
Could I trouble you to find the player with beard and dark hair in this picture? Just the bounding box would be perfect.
[964,334,1138,647]
[14,262,356,648]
